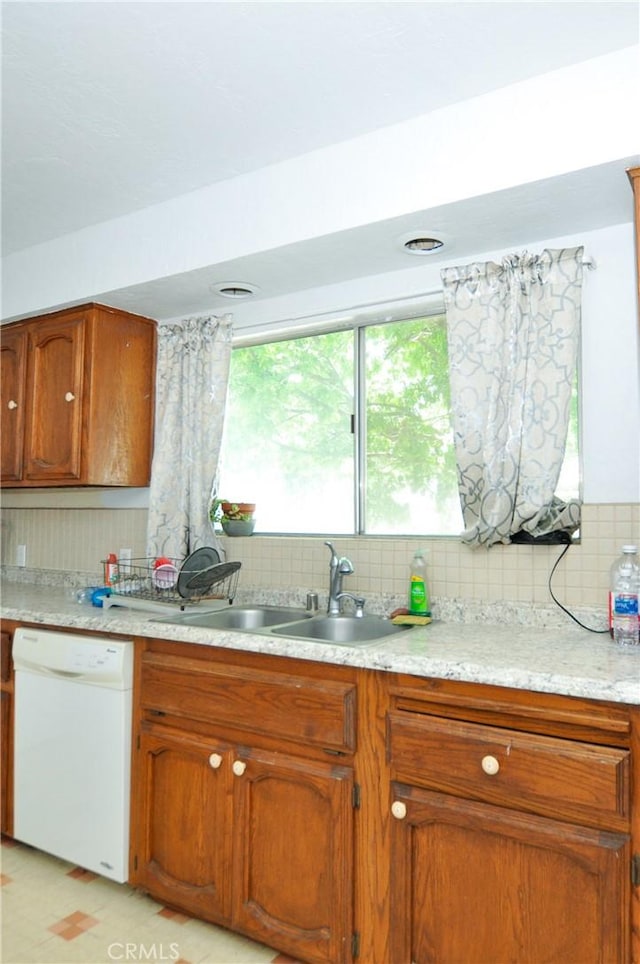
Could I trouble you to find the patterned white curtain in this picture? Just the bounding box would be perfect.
[146,313,233,560]
[442,247,583,548]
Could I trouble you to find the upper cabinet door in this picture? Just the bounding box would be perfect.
[23,314,86,482]
[0,327,27,482]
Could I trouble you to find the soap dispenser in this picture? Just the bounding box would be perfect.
[409,549,431,616]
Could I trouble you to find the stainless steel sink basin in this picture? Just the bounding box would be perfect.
[157,605,313,631]
[154,605,412,646]
[273,614,411,645]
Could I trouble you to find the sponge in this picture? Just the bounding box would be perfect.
[391,613,432,626]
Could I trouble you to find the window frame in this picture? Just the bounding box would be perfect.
[222,293,581,537]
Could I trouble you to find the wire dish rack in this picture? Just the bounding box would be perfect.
[109,556,240,608]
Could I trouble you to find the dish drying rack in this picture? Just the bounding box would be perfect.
[107,556,241,612]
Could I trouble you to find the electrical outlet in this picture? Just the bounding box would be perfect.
[16,544,26,567]
[119,547,132,574]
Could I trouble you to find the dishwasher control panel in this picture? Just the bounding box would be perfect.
[13,628,133,688]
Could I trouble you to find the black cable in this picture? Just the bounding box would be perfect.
[548,542,610,634]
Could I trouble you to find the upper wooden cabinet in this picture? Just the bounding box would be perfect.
[0,303,156,487]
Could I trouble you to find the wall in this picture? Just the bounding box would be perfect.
[2,153,640,606]
[3,215,639,604]
[1,504,638,616]
[2,215,638,619]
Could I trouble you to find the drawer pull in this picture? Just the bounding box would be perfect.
[65,391,76,402]
[7,399,18,410]
[232,759,247,777]
[208,752,223,770]
[481,754,500,776]
[391,801,407,820]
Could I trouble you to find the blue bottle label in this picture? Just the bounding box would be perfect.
[613,593,639,617]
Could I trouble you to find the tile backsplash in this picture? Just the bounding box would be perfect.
[1,503,638,617]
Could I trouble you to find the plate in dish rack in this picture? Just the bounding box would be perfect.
[180,560,241,597]
[176,547,220,597]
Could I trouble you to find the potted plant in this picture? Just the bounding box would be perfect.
[210,499,256,536]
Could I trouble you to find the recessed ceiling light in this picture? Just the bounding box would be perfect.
[403,236,444,255]
[211,282,259,299]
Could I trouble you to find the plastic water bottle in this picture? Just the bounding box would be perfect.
[609,546,639,646]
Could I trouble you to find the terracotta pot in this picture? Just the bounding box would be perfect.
[221,501,256,518]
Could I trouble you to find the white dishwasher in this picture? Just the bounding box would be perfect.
[13,627,133,883]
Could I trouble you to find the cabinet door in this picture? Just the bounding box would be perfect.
[23,315,86,482]
[0,328,26,482]
[133,729,233,923]
[390,784,630,964]
[232,748,354,964]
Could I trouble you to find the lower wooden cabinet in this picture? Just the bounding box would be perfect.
[386,684,635,964]
[125,638,638,964]
[135,726,354,963]
[135,729,233,922]
[131,641,356,964]
[232,747,354,963]
[389,784,629,964]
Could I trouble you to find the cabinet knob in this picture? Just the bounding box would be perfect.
[232,759,247,777]
[208,753,223,770]
[481,754,500,776]
[391,801,407,820]
[64,391,76,402]
[7,400,18,410]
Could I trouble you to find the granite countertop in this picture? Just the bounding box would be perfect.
[2,581,639,705]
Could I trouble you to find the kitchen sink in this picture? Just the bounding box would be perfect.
[156,605,314,631]
[155,604,413,647]
[273,614,412,645]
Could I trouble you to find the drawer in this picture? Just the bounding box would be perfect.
[388,711,630,828]
[141,651,356,753]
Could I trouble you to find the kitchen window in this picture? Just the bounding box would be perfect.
[218,310,579,536]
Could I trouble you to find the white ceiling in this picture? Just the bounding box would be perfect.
[2,1,639,320]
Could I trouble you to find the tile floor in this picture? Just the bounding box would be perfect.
[1,837,298,964]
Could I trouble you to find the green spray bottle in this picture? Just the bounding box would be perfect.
[409,549,431,616]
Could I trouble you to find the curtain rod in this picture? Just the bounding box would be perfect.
[233,288,444,344]
[234,253,596,344]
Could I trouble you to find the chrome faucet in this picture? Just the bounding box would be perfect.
[335,591,366,618]
[325,541,364,616]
